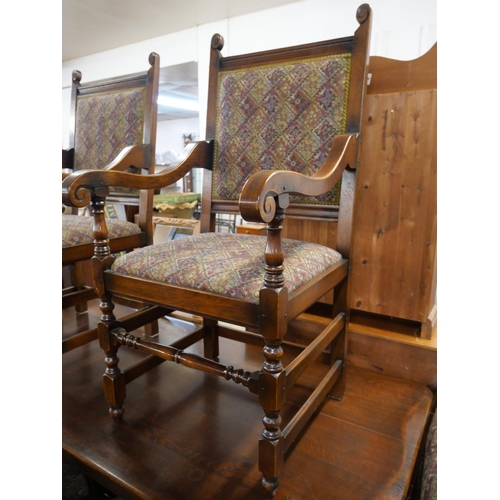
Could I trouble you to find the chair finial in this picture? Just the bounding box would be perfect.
[211,34,224,51]
[356,4,371,24]
[72,70,82,84]
[149,52,159,66]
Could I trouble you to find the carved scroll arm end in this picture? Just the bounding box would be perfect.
[239,134,359,223]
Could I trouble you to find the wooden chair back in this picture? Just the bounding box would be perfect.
[200,7,371,259]
[67,54,160,237]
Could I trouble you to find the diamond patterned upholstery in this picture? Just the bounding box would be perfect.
[74,88,146,172]
[111,233,342,303]
[213,55,351,206]
[62,215,141,248]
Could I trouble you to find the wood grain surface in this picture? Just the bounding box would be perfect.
[63,304,433,500]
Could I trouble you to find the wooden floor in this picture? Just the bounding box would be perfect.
[63,301,433,500]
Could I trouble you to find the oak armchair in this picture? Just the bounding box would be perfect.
[62,53,160,352]
[62,4,372,494]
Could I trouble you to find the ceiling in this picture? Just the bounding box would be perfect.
[62,0,302,62]
[63,0,301,120]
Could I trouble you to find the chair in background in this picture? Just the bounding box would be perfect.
[62,4,371,494]
[62,53,160,352]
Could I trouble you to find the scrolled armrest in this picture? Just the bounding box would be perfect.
[239,133,359,223]
[103,144,150,172]
[62,140,214,208]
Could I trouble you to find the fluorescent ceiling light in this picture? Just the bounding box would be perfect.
[157,95,199,112]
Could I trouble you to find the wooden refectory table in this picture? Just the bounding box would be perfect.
[62,308,432,500]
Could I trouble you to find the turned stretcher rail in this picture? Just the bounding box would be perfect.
[113,328,259,390]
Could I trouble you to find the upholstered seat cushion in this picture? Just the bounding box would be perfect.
[62,215,141,248]
[111,233,342,303]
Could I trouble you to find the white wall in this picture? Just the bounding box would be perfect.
[156,117,200,158]
[62,0,437,148]
[225,0,436,58]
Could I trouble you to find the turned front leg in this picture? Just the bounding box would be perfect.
[258,207,288,495]
[100,320,126,422]
[90,195,126,422]
[259,341,286,496]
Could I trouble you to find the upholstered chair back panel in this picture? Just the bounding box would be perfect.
[74,88,146,172]
[213,54,351,206]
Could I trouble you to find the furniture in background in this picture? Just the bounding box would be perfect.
[350,44,437,339]
[215,214,237,233]
[236,222,267,236]
[152,192,201,242]
[152,155,202,243]
[62,53,160,352]
[62,4,372,494]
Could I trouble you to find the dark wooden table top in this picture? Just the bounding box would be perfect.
[63,306,432,500]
